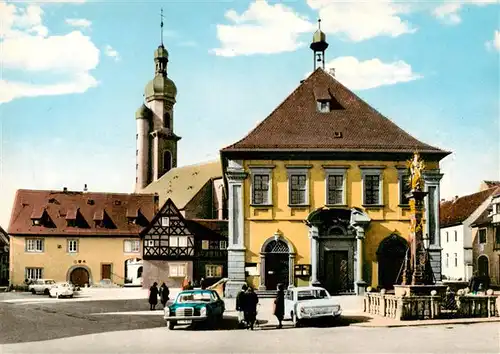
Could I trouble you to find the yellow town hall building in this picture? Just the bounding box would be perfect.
[221,29,450,297]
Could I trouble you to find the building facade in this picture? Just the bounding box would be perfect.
[221,34,449,297]
[8,189,156,287]
[440,187,498,281]
[141,199,227,289]
[470,189,500,286]
[0,226,9,286]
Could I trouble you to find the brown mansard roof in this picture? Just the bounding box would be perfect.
[440,187,498,228]
[8,189,157,236]
[222,68,449,157]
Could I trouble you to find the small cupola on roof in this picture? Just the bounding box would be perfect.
[310,19,329,71]
[135,103,152,120]
[144,9,177,103]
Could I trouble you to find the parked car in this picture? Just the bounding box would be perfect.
[164,289,225,330]
[49,282,74,298]
[28,279,56,295]
[284,286,342,327]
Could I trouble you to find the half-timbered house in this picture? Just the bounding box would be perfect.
[141,198,227,288]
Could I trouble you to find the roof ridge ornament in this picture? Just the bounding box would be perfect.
[160,8,164,46]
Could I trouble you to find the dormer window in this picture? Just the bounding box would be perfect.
[32,219,42,226]
[317,100,330,113]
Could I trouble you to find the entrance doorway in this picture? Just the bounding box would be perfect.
[377,234,408,290]
[478,255,489,277]
[264,240,289,290]
[324,251,349,293]
[70,267,89,287]
[101,264,112,280]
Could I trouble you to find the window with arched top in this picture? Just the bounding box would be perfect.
[163,112,170,129]
[163,151,172,174]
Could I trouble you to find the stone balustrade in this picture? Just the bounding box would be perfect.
[364,288,500,321]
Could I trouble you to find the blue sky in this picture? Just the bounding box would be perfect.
[0,0,499,227]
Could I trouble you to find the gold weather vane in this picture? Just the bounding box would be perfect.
[160,8,164,46]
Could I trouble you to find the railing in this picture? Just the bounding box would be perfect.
[456,295,499,318]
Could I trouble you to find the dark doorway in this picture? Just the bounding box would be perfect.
[264,240,289,290]
[324,251,349,293]
[70,267,89,287]
[101,264,112,280]
[478,255,489,277]
[377,234,408,290]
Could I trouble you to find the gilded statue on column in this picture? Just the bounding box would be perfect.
[407,152,425,191]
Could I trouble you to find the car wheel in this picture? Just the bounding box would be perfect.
[168,321,175,330]
[44,288,50,296]
[69,294,73,298]
[31,289,36,295]
[292,312,301,328]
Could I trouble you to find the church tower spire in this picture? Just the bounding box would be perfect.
[135,9,181,192]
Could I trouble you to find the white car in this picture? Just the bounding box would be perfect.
[284,286,342,327]
[28,279,56,295]
[49,282,74,298]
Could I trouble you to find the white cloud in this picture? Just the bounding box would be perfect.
[485,29,500,51]
[65,18,91,29]
[318,56,422,90]
[0,1,100,104]
[307,0,416,42]
[432,0,497,25]
[104,44,120,61]
[212,0,314,56]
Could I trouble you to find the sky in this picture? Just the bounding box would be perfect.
[0,0,499,228]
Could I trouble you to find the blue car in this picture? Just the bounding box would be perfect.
[164,289,225,330]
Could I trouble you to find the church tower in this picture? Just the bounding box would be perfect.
[135,10,181,192]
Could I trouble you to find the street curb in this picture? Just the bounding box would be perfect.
[350,316,500,328]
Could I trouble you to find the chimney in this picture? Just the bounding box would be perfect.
[329,68,335,77]
[83,184,88,192]
[63,187,68,193]
[454,195,459,202]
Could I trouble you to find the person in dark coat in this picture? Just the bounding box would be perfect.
[200,277,207,290]
[160,282,170,308]
[236,284,248,327]
[149,282,159,311]
[243,287,259,330]
[274,283,285,329]
[469,272,480,294]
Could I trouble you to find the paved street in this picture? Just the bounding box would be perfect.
[1,290,499,353]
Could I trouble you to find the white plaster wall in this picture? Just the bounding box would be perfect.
[213,178,225,220]
[441,225,466,280]
[126,260,143,286]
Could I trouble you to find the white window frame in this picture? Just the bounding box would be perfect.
[124,240,140,253]
[324,167,347,206]
[169,263,186,277]
[360,167,384,206]
[25,239,44,253]
[169,236,188,248]
[445,253,449,268]
[454,231,458,242]
[161,216,170,227]
[287,167,310,206]
[25,267,43,280]
[205,264,223,278]
[317,100,330,113]
[454,253,458,267]
[249,167,273,206]
[446,231,449,243]
[397,167,411,206]
[478,228,487,244]
[145,239,155,247]
[201,240,210,250]
[219,240,227,250]
[67,239,78,253]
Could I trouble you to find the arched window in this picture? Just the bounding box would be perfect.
[163,151,172,174]
[163,112,170,129]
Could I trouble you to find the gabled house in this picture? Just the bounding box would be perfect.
[440,187,499,281]
[8,189,156,287]
[470,188,500,286]
[140,198,228,288]
[0,225,9,286]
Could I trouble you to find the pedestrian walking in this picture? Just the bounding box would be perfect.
[160,282,170,308]
[243,286,259,330]
[148,282,159,311]
[274,283,285,329]
[200,277,207,290]
[236,284,248,328]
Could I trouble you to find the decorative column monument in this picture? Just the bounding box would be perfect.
[395,152,447,297]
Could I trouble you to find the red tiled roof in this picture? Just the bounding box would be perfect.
[8,189,157,236]
[440,188,498,228]
[483,181,500,189]
[222,68,449,156]
[188,219,228,237]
